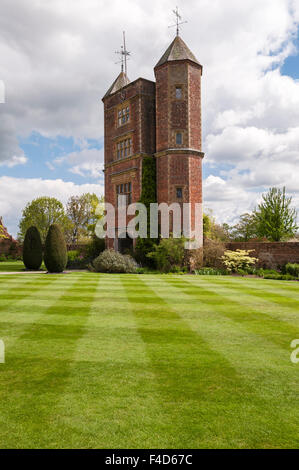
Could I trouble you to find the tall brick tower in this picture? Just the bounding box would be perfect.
[102,32,203,251]
[154,35,204,240]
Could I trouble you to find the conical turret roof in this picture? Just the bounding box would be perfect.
[155,35,201,68]
[103,71,130,99]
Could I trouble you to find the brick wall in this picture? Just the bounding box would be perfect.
[225,242,299,269]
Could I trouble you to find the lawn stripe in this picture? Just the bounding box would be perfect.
[120,274,290,448]
[183,277,299,328]
[36,275,164,448]
[162,277,299,352]
[141,276,299,448]
[191,276,299,309]
[0,273,96,448]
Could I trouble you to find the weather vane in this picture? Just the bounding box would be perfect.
[115,31,131,75]
[168,6,187,36]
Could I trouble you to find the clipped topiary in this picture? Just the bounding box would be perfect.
[44,224,67,273]
[23,226,43,270]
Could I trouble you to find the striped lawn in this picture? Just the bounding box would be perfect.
[0,273,298,448]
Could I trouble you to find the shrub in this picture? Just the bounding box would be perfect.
[44,224,67,273]
[66,250,86,269]
[85,236,105,259]
[285,263,299,277]
[22,226,43,270]
[194,267,228,275]
[0,254,6,262]
[221,249,258,273]
[203,240,226,268]
[147,237,186,273]
[93,249,137,273]
[263,273,296,281]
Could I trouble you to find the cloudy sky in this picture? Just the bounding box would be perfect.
[0,0,299,236]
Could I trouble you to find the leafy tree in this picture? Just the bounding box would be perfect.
[203,213,212,238]
[23,226,43,270]
[203,210,231,241]
[0,226,7,239]
[254,187,298,241]
[147,237,186,273]
[66,193,102,243]
[135,156,157,266]
[18,197,71,243]
[44,224,67,273]
[230,213,258,241]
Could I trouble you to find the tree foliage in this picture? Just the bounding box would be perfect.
[135,156,157,265]
[221,249,258,273]
[18,197,70,243]
[66,193,102,243]
[22,226,43,270]
[230,213,258,241]
[254,187,298,241]
[44,224,67,273]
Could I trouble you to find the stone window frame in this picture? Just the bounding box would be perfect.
[116,181,132,205]
[175,84,184,100]
[175,131,183,145]
[116,135,133,160]
[117,101,130,127]
[174,185,186,201]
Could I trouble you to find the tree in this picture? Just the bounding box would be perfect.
[135,156,157,266]
[230,213,258,241]
[18,197,71,243]
[66,193,101,243]
[0,217,8,239]
[23,226,43,270]
[44,224,67,273]
[254,187,298,241]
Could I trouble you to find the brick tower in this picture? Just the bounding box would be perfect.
[154,35,204,240]
[102,33,203,251]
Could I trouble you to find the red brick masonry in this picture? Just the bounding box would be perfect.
[225,242,299,269]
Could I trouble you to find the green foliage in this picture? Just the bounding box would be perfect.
[263,273,296,281]
[203,240,226,268]
[0,224,8,239]
[44,224,67,273]
[203,213,212,238]
[66,193,102,243]
[135,156,157,266]
[230,213,258,241]
[203,211,231,241]
[22,226,43,270]
[194,267,228,275]
[18,197,71,243]
[221,249,258,273]
[147,237,186,273]
[285,263,299,277]
[254,187,298,241]
[85,235,105,259]
[93,249,137,273]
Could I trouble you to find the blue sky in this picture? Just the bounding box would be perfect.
[0,0,299,237]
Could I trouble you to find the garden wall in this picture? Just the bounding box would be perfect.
[225,242,299,269]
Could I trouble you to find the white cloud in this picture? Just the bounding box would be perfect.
[0,0,299,223]
[54,147,104,179]
[0,176,104,236]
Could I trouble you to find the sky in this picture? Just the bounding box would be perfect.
[0,0,299,237]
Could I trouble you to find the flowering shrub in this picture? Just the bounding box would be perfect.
[221,249,258,273]
[92,249,138,273]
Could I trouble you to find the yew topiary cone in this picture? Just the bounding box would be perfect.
[44,224,67,273]
[23,226,43,270]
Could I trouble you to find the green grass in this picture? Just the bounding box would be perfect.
[0,261,26,272]
[0,261,46,272]
[0,272,298,449]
